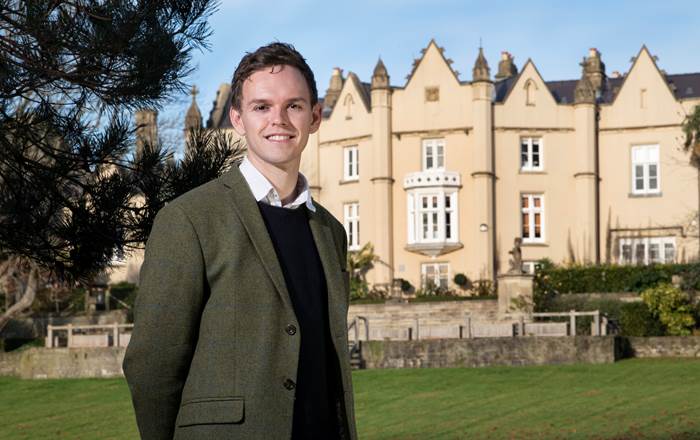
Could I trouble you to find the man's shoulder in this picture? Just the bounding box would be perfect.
[311,200,343,234]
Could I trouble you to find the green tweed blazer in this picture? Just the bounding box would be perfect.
[122,165,357,440]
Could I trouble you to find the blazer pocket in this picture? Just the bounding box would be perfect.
[177,397,245,427]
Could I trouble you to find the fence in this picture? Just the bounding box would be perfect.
[346,310,609,341]
[45,323,133,348]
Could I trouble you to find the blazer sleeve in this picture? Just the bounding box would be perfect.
[123,204,206,440]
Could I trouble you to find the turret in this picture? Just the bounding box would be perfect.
[472,47,491,83]
[574,69,596,105]
[185,85,202,132]
[323,67,344,110]
[495,51,518,80]
[371,58,390,90]
[135,109,158,153]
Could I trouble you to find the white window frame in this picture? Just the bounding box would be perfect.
[521,194,545,244]
[520,137,543,171]
[421,262,450,289]
[619,236,676,265]
[631,144,660,195]
[407,189,459,245]
[343,145,359,181]
[422,138,445,171]
[521,261,537,275]
[343,202,360,251]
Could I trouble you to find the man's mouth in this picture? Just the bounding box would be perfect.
[265,134,295,141]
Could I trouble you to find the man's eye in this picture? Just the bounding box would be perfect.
[253,105,268,111]
[289,103,302,110]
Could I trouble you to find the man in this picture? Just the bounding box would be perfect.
[123,42,357,440]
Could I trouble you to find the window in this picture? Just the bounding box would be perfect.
[521,261,537,274]
[421,262,450,289]
[343,202,360,250]
[407,191,458,244]
[631,145,660,195]
[521,194,545,243]
[343,145,359,180]
[619,237,676,265]
[521,138,543,171]
[422,139,445,170]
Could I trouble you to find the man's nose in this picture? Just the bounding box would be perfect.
[270,105,290,126]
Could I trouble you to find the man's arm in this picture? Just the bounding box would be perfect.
[123,204,205,440]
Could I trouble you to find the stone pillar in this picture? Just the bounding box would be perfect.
[573,72,598,264]
[496,274,534,320]
[370,59,394,286]
[573,103,597,264]
[471,48,496,282]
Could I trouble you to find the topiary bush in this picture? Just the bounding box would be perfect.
[453,273,472,290]
[641,283,696,336]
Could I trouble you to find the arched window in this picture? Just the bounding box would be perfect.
[343,94,355,119]
[524,79,537,106]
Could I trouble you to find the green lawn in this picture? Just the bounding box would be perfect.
[1,358,699,439]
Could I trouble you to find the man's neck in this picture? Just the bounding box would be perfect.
[247,155,300,204]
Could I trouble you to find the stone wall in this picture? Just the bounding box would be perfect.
[0,347,125,379]
[359,336,620,369]
[625,336,700,358]
[348,300,499,340]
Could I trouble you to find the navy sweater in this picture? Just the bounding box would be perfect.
[257,202,343,439]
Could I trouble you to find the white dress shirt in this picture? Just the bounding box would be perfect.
[239,156,316,212]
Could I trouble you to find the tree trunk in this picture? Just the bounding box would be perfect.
[0,263,39,334]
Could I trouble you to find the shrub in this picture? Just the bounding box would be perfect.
[473,279,495,297]
[453,273,472,290]
[641,283,696,336]
[619,302,665,336]
[394,278,413,294]
[109,282,138,309]
[349,277,369,301]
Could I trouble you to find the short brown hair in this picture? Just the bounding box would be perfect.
[230,42,318,111]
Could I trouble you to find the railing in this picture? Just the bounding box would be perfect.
[46,323,133,348]
[347,316,369,345]
[528,310,609,336]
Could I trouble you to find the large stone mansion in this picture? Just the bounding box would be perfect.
[114,41,700,291]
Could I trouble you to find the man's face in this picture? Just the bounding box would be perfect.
[229,65,321,172]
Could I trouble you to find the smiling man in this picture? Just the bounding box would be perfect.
[123,43,357,440]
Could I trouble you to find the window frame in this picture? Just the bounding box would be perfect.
[343,202,360,251]
[630,144,661,195]
[520,193,546,244]
[407,189,459,245]
[618,236,676,265]
[421,262,450,289]
[520,137,544,172]
[422,138,445,171]
[343,145,359,181]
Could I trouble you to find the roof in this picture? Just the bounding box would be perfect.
[494,72,700,105]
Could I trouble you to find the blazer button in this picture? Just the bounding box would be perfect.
[285,324,297,335]
[284,379,296,390]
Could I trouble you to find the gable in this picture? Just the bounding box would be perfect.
[602,46,683,127]
[501,60,558,108]
[404,40,461,89]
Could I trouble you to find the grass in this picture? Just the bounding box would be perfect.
[1,358,700,439]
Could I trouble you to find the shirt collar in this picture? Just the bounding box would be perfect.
[239,156,316,212]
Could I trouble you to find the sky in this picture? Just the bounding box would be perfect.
[161,0,700,151]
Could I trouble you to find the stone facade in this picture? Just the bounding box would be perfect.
[194,41,700,293]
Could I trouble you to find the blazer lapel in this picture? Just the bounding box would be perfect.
[308,206,345,339]
[218,167,293,311]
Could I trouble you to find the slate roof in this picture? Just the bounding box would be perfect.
[494,72,700,105]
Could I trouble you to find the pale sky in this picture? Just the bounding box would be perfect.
[161,0,700,151]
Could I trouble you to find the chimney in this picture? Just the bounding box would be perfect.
[495,51,518,80]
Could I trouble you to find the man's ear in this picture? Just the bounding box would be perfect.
[229,106,246,136]
[309,102,322,134]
